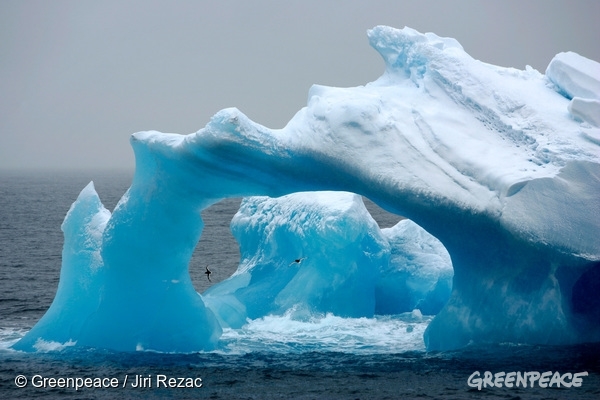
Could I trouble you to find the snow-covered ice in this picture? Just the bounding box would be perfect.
[568,97,600,127]
[546,51,600,128]
[13,26,600,353]
[546,51,600,101]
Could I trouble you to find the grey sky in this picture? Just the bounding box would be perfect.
[1,0,598,171]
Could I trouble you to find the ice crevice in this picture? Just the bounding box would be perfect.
[13,25,600,353]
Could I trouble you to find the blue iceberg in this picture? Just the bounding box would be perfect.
[14,26,600,352]
[14,181,222,353]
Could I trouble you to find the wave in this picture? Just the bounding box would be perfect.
[1,310,431,355]
[218,309,431,355]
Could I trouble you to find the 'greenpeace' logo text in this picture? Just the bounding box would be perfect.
[467,371,588,390]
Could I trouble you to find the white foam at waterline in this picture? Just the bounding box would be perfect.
[218,311,432,355]
[2,312,430,355]
[0,328,27,350]
[33,338,77,352]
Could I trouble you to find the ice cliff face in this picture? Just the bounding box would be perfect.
[14,26,600,352]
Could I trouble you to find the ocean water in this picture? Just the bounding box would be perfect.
[0,170,598,399]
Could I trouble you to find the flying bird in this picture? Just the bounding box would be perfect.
[289,257,307,266]
[205,266,212,282]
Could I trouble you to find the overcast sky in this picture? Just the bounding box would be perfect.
[1,0,598,171]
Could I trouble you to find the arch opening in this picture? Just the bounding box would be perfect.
[191,192,453,324]
[190,197,242,294]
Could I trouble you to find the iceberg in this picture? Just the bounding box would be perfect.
[14,26,600,352]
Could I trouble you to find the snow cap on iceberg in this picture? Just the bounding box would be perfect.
[367,25,463,82]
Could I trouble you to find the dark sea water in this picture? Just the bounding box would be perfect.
[1,170,598,399]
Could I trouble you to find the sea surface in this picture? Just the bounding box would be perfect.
[0,170,598,399]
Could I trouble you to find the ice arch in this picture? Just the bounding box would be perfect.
[14,26,600,352]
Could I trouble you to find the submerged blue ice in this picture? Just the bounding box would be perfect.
[14,26,600,353]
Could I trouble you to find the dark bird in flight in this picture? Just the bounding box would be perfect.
[205,266,212,282]
[289,257,307,266]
